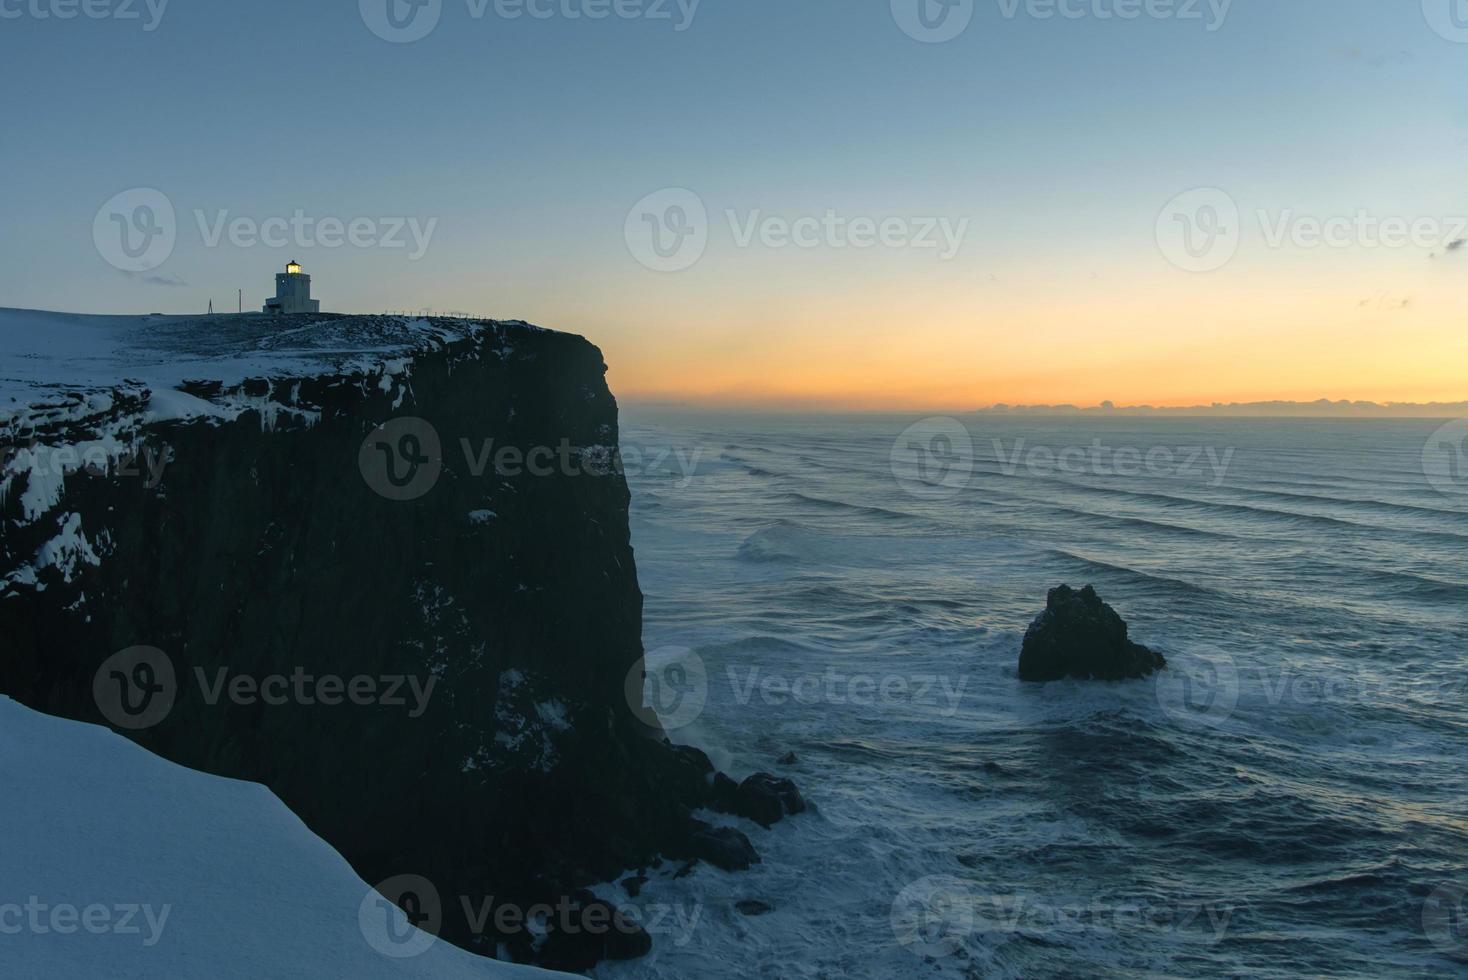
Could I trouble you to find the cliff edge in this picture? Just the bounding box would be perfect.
[0,309,752,969]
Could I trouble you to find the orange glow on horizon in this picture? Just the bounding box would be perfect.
[558,259,1468,413]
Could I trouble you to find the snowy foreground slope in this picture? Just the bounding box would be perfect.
[0,695,565,979]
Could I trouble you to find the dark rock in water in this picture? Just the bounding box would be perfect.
[538,893,653,972]
[687,821,761,870]
[736,773,807,828]
[711,771,807,828]
[620,874,648,898]
[735,899,774,916]
[711,771,740,811]
[1018,584,1166,681]
[673,860,699,880]
[777,751,798,766]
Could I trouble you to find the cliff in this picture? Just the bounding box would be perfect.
[0,309,751,970]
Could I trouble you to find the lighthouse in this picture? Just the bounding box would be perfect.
[263,260,321,315]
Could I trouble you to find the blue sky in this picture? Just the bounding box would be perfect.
[3,1,1467,405]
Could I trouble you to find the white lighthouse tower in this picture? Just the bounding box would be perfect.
[263,260,321,315]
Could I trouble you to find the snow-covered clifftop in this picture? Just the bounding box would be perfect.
[1,308,530,559]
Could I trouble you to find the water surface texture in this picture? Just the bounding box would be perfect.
[601,413,1468,979]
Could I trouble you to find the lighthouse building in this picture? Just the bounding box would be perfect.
[263,261,320,314]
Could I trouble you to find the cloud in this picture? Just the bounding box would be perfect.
[119,270,189,288]
[1358,294,1411,312]
[142,273,189,287]
[1340,47,1413,69]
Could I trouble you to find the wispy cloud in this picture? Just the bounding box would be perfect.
[119,270,189,288]
[1429,239,1464,260]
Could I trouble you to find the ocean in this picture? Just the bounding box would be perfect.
[597,412,1468,979]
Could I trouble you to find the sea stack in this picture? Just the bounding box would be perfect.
[1018,584,1166,682]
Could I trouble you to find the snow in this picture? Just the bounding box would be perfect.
[0,696,567,980]
[0,309,484,414]
[29,512,103,584]
[0,308,528,594]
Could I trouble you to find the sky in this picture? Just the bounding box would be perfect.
[2,0,1467,410]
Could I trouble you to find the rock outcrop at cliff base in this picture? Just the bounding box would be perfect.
[1018,584,1166,681]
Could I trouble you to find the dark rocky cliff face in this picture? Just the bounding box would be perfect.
[0,313,754,968]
